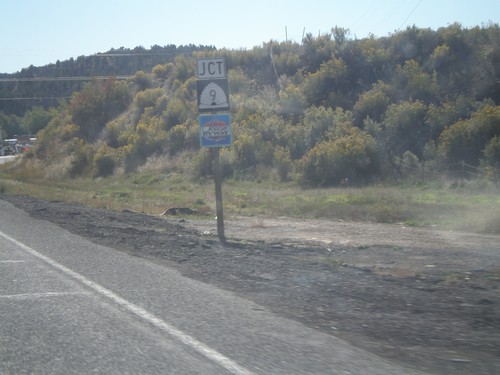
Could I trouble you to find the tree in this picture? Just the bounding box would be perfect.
[152,63,173,80]
[301,32,335,73]
[428,44,451,72]
[353,84,391,127]
[425,98,472,140]
[70,79,130,141]
[274,146,292,181]
[302,58,348,107]
[167,124,188,156]
[278,124,307,160]
[484,135,500,168]
[172,55,194,82]
[439,104,500,167]
[278,82,306,120]
[134,88,165,116]
[435,23,474,98]
[303,106,352,149]
[298,124,377,186]
[132,71,153,90]
[92,144,118,177]
[392,60,438,102]
[0,112,22,138]
[162,97,190,131]
[232,134,258,173]
[270,41,302,78]
[382,100,428,161]
[483,135,500,185]
[355,35,392,83]
[123,116,168,169]
[22,106,53,135]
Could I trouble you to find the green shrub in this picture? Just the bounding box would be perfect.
[298,126,376,186]
[67,139,91,177]
[232,134,258,173]
[274,147,292,182]
[134,88,165,115]
[152,63,172,80]
[132,71,153,90]
[168,124,187,156]
[92,146,117,178]
[191,149,213,180]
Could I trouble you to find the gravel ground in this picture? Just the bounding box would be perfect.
[3,194,500,375]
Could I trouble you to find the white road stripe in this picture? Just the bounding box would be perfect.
[0,229,254,375]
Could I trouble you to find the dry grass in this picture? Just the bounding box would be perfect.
[1,166,499,233]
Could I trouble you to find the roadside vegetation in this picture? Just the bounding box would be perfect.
[1,24,499,234]
[1,163,499,234]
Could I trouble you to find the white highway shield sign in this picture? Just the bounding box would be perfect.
[196,79,229,112]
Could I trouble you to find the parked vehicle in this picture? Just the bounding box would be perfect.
[3,146,16,155]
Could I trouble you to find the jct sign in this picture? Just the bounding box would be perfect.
[197,58,226,79]
[196,58,230,113]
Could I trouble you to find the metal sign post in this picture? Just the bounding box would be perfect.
[213,148,224,240]
[196,58,230,242]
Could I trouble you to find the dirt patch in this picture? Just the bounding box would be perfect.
[4,195,500,375]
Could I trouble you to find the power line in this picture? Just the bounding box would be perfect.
[0,75,132,83]
[0,76,132,101]
[397,0,424,31]
[94,52,188,57]
[0,97,71,101]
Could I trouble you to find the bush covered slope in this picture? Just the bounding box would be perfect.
[3,24,500,186]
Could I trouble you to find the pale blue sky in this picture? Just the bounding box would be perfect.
[2,0,498,73]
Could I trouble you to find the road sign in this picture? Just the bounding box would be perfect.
[196,79,229,112]
[197,58,226,80]
[196,58,230,242]
[199,113,231,148]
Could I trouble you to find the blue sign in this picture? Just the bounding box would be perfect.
[199,114,232,148]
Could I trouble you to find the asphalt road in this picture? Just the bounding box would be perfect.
[0,199,429,375]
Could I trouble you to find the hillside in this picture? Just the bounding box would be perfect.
[0,44,214,116]
[1,24,500,187]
